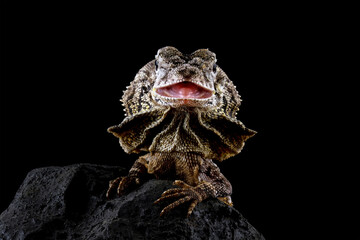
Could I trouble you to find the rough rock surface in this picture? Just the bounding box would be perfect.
[0,164,265,240]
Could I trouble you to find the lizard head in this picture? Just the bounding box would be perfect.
[120,46,242,119]
[151,46,218,108]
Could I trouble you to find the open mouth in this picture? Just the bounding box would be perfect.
[155,81,213,99]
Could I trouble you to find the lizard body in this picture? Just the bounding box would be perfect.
[107,47,256,216]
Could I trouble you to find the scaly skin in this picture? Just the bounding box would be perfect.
[107,47,256,216]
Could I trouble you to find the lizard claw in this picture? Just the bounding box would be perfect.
[154,180,204,217]
[106,177,122,199]
[106,176,140,199]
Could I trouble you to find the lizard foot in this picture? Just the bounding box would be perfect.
[106,176,140,199]
[154,180,207,217]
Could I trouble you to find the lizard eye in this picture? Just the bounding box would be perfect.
[155,60,159,70]
[212,63,217,73]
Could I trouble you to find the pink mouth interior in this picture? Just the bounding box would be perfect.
[156,82,213,99]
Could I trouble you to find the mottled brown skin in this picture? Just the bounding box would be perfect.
[107,47,256,217]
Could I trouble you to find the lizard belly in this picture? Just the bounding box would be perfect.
[147,152,202,186]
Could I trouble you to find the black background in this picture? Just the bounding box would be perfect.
[1,1,340,239]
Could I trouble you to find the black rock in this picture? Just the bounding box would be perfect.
[0,164,265,240]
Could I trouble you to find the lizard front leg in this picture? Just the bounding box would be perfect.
[106,154,149,199]
[154,158,232,217]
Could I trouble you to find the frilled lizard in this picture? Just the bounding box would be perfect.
[106,46,256,217]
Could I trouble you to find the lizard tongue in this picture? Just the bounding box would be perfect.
[156,82,213,99]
